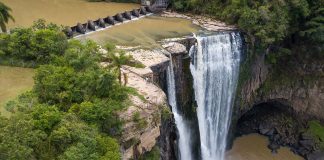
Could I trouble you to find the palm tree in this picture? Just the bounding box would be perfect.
[106,47,134,85]
[0,2,14,33]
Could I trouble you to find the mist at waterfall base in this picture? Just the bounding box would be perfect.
[190,32,242,160]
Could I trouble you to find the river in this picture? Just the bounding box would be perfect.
[78,16,199,47]
[2,0,139,28]
[227,134,304,160]
[0,66,34,117]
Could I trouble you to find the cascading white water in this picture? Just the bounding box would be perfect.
[167,54,193,160]
[190,32,242,160]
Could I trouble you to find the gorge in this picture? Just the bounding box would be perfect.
[0,0,323,160]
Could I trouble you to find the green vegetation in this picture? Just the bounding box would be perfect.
[0,18,151,159]
[132,111,148,129]
[171,0,323,61]
[103,43,145,85]
[0,2,14,32]
[138,146,160,160]
[306,121,324,150]
[0,20,67,67]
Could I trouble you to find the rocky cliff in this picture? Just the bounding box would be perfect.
[232,43,324,159]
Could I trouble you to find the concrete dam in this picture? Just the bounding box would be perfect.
[64,6,154,38]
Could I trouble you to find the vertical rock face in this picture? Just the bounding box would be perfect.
[115,49,170,160]
[235,50,324,121]
[159,41,201,160]
[231,36,324,158]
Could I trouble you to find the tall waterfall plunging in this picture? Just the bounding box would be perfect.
[190,32,242,160]
[166,54,193,160]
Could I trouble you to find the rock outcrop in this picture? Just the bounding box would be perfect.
[104,49,171,160]
[232,45,324,159]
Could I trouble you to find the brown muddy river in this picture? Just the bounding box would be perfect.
[2,0,139,28]
[77,16,200,47]
[227,134,304,160]
[0,66,34,117]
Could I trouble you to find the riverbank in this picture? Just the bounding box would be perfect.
[0,66,34,117]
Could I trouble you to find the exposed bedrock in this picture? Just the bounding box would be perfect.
[230,42,324,159]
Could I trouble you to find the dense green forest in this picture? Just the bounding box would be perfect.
[0,19,145,159]
[171,0,323,60]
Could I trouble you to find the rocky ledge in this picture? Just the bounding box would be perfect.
[120,49,170,160]
[161,11,236,31]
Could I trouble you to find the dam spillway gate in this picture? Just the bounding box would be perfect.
[64,6,154,38]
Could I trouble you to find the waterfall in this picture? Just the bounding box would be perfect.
[167,54,193,160]
[190,32,242,160]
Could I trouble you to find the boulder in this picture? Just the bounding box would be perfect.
[268,142,280,152]
[308,151,324,160]
[299,139,315,149]
[162,42,187,55]
[301,133,313,140]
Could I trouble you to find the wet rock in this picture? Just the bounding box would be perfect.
[268,142,280,153]
[301,133,313,140]
[299,139,315,149]
[308,151,324,160]
[260,127,271,135]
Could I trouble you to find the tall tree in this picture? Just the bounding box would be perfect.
[0,2,14,32]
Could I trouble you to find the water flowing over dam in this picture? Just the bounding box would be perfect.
[167,55,194,160]
[190,32,242,160]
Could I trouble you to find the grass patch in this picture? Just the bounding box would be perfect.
[125,87,147,102]
[132,111,148,130]
[306,121,324,150]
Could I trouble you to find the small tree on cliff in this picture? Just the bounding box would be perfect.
[0,2,14,32]
[105,43,134,85]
